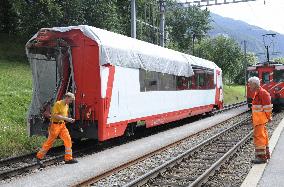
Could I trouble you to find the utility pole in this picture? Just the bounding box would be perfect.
[265,45,269,62]
[159,0,166,47]
[131,0,137,38]
[192,33,196,56]
[262,33,276,63]
[243,40,247,97]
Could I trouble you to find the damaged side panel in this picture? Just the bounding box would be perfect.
[27,41,73,137]
[26,30,101,140]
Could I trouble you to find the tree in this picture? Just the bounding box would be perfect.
[115,0,131,36]
[83,0,123,34]
[196,35,244,84]
[273,57,284,64]
[234,52,258,84]
[0,0,18,34]
[55,0,86,26]
[13,0,89,38]
[166,1,211,52]
[15,0,63,38]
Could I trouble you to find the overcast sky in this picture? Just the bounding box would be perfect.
[178,0,284,34]
[205,0,284,34]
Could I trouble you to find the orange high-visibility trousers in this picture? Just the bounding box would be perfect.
[36,123,73,161]
[253,123,269,149]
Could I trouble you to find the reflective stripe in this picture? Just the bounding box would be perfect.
[65,151,72,155]
[65,147,72,155]
[252,105,262,108]
[263,104,273,108]
[252,104,273,113]
[252,109,264,112]
[252,108,263,110]
[252,109,262,112]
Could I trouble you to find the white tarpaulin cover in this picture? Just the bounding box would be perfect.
[26,25,220,77]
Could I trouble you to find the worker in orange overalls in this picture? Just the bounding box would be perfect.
[36,92,78,166]
[248,76,273,164]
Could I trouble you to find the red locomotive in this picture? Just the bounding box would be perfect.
[247,61,284,108]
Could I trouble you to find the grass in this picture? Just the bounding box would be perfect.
[223,85,246,105]
[0,59,47,158]
[0,33,47,158]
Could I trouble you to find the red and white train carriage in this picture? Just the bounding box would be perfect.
[26,25,223,141]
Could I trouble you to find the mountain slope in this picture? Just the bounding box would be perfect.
[209,13,284,61]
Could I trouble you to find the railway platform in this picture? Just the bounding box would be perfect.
[1,106,248,187]
[242,116,284,187]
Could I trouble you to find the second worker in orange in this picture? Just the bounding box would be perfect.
[248,76,273,164]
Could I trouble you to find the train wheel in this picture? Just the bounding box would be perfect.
[124,123,136,137]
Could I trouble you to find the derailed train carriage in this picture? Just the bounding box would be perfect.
[26,25,223,141]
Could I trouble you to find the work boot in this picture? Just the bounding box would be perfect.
[65,159,78,164]
[266,147,271,159]
[36,158,44,168]
[252,148,267,164]
[251,153,267,164]
[251,156,267,164]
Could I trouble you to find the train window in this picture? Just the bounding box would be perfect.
[207,71,215,89]
[273,70,284,82]
[139,69,146,92]
[139,68,214,92]
[247,71,258,78]
[160,73,176,91]
[145,71,159,91]
[194,69,206,89]
[177,76,189,90]
[188,76,193,89]
[262,72,270,84]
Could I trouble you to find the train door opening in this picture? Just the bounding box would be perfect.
[27,40,74,137]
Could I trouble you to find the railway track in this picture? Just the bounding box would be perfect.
[0,140,99,180]
[124,117,252,187]
[212,101,246,114]
[0,101,247,181]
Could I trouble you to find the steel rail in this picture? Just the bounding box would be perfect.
[0,141,98,180]
[213,101,247,114]
[122,117,251,187]
[188,130,252,186]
